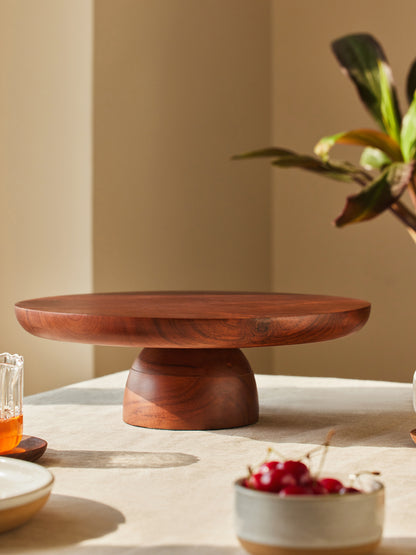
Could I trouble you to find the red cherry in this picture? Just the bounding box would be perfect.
[258,460,280,473]
[318,478,344,493]
[339,486,361,494]
[308,481,329,495]
[279,485,312,496]
[279,460,310,485]
[259,467,297,492]
[244,472,270,491]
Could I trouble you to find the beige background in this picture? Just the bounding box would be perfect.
[0,0,94,394]
[1,0,415,394]
[93,0,272,377]
[270,0,416,383]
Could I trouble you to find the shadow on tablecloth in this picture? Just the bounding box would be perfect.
[1,546,245,554]
[0,494,125,551]
[40,449,199,469]
[25,388,125,406]
[213,384,416,449]
[377,537,416,553]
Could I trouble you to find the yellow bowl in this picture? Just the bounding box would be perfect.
[0,456,54,533]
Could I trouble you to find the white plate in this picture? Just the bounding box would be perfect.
[0,456,54,532]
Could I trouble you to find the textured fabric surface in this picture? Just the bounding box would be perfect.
[1,371,416,554]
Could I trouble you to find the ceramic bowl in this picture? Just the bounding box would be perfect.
[0,456,54,533]
[234,478,384,555]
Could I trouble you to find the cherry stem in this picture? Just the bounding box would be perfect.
[265,446,288,462]
[301,429,336,477]
[251,429,337,478]
[314,429,335,479]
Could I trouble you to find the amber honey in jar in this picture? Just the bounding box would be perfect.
[0,413,23,452]
[0,353,23,453]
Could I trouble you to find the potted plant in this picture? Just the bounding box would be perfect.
[234,33,416,240]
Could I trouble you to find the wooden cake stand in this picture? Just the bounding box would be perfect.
[15,292,370,430]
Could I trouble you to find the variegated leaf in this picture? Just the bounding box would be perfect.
[401,94,416,161]
[335,162,414,227]
[360,147,391,170]
[314,129,402,161]
[407,59,416,105]
[331,34,401,141]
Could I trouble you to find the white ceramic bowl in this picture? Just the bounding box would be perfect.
[0,456,54,533]
[234,478,384,555]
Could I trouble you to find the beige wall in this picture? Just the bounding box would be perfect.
[2,0,415,394]
[0,0,271,393]
[0,1,94,394]
[93,0,272,376]
[271,0,416,382]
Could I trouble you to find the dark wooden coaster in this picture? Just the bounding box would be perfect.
[1,435,47,462]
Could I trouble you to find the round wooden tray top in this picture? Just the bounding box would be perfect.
[15,292,371,431]
[15,291,370,348]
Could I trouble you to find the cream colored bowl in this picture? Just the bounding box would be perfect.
[0,456,54,533]
[234,478,384,555]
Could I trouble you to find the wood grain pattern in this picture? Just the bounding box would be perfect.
[123,348,259,430]
[15,292,371,349]
[15,291,370,430]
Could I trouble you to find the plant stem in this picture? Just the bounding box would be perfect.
[389,201,416,232]
[408,175,416,213]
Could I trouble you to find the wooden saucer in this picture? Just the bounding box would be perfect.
[1,436,47,462]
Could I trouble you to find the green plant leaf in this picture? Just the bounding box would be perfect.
[271,155,352,181]
[314,128,402,161]
[331,33,401,141]
[233,147,370,184]
[360,147,391,170]
[401,94,416,161]
[378,60,402,143]
[232,147,295,160]
[406,59,416,105]
[335,162,414,227]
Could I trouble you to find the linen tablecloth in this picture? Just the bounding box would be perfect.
[2,371,416,554]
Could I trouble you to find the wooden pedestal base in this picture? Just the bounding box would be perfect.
[123,348,259,430]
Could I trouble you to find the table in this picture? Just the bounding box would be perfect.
[2,371,416,554]
[15,292,370,430]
